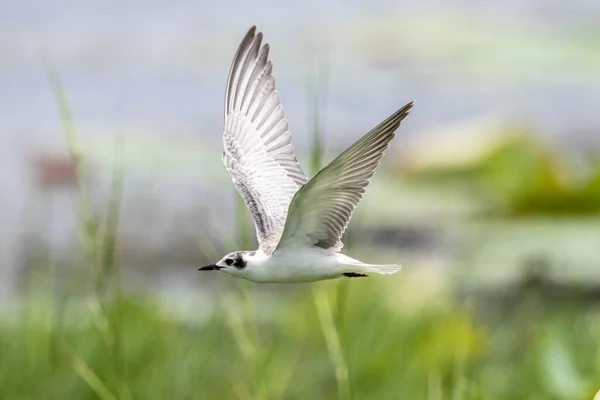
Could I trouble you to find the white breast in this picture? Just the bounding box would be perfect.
[243,248,342,283]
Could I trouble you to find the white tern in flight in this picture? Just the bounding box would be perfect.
[199,26,414,283]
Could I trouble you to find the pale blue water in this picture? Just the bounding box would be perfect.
[1,0,600,297]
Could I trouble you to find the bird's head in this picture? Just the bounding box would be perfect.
[199,250,263,278]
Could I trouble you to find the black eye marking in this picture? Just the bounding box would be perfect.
[225,259,234,266]
[233,259,246,269]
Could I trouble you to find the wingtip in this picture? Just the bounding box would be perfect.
[235,26,259,57]
[402,100,415,112]
[241,26,258,44]
[243,26,263,49]
[390,101,414,122]
[397,101,415,120]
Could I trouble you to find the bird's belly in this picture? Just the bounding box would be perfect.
[249,253,342,283]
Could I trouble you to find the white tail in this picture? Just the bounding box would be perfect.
[358,263,401,275]
[335,254,401,276]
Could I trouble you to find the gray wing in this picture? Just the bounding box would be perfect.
[274,102,414,253]
[223,26,307,247]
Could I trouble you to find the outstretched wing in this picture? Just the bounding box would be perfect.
[275,102,414,253]
[222,26,308,247]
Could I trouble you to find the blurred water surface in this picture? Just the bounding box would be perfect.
[1,0,600,296]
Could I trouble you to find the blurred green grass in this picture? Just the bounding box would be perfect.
[400,125,600,216]
[3,272,600,399]
[2,69,600,400]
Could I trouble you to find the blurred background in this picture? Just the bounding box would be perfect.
[2,0,600,398]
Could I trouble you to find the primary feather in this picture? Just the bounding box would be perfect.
[275,102,414,253]
[222,26,307,250]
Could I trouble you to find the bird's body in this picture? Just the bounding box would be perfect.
[199,26,414,283]
[227,248,342,283]
[220,248,398,283]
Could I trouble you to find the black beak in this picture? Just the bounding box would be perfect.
[199,264,223,271]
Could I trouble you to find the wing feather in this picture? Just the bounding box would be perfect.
[223,26,307,249]
[275,102,414,253]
